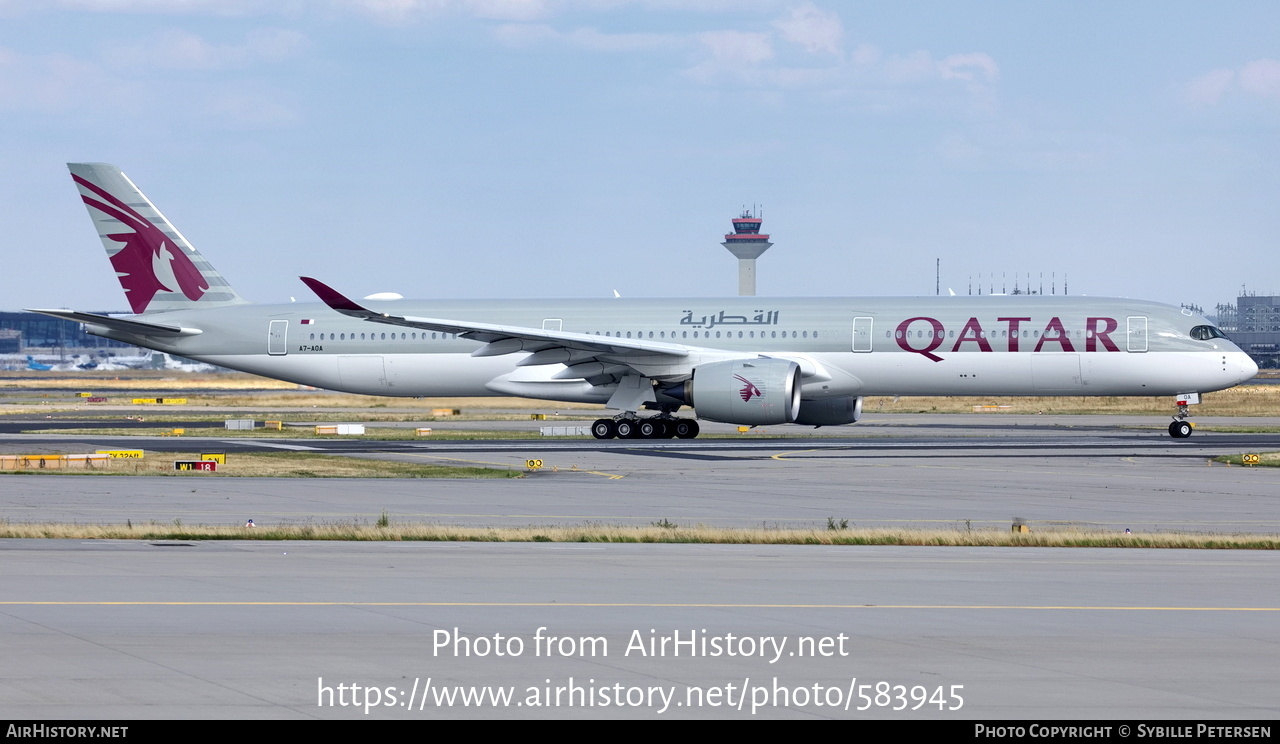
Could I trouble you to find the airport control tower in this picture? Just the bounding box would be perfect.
[721,209,772,296]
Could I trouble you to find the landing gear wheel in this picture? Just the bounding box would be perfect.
[672,419,700,439]
[638,419,666,439]
[616,419,640,439]
[1169,420,1193,439]
[591,419,617,439]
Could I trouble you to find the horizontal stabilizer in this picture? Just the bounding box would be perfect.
[25,309,202,337]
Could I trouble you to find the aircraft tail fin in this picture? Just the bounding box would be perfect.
[68,163,248,315]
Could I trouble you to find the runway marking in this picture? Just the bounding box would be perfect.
[771,449,820,461]
[617,449,756,462]
[391,453,626,480]
[240,441,320,451]
[4,601,1278,611]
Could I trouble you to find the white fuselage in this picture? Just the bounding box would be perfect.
[88,294,1258,406]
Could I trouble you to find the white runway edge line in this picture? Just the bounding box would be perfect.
[233,441,322,450]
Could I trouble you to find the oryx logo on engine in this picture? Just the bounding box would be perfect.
[734,374,762,402]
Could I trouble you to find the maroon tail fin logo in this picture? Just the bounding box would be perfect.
[73,174,208,314]
[734,374,762,402]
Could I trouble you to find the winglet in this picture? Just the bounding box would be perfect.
[299,277,375,316]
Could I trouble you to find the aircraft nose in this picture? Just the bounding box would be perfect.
[1236,352,1259,383]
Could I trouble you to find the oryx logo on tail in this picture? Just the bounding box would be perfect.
[734,374,762,402]
[72,174,208,314]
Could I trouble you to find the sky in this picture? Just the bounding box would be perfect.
[2,1,1278,314]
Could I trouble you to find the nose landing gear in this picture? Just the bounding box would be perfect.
[1168,393,1200,439]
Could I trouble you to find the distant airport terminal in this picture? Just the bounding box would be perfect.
[0,310,143,370]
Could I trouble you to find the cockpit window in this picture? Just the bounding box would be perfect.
[1190,325,1228,341]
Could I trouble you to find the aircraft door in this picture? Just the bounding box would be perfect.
[1126,316,1148,353]
[268,320,288,356]
[1031,354,1082,390]
[338,355,388,393]
[852,317,874,352]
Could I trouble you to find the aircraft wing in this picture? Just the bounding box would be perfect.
[300,278,691,386]
[25,309,203,337]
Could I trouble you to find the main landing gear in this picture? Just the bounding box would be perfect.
[591,417,700,440]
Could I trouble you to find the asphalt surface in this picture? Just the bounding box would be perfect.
[1,413,1278,719]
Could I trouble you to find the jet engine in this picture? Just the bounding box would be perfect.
[674,358,801,425]
[793,395,862,426]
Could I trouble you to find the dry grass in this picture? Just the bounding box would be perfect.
[16,426,548,440]
[0,521,1274,548]
[104,397,601,414]
[862,385,1280,416]
[0,451,520,478]
[1215,452,1280,467]
[4,371,1277,415]
[185,394,602,410]
[0,370,294,390]
[63,412,589,423]
[2,391,601,414]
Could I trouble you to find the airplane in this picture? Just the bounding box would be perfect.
[25,355,53,371]
[29,163,1258,440]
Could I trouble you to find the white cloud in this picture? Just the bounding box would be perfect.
[104,28,307,70]
[1186,59,1280,106]
[936,126,1113,172]
[30,0,271,13]
[467,0,550,21]
[333,2,998,110]
[1186,68,1234,106]
[204,85,299,127]
[336,0,552,24]
[685,30,773,82]
[490,22,557,45]
[0,46,136,112]
[1238,58,1280,99]
[881,50,937,84]
[938,52,998,83]
[493,23,675,52]
[331,0,447,24]
[0,40,301,128]
[849,43,879,66]
[772,2,842,56]
[697,29,773,64]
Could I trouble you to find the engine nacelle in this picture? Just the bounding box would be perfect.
[793,396,862,427]
[682,358,801,425]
